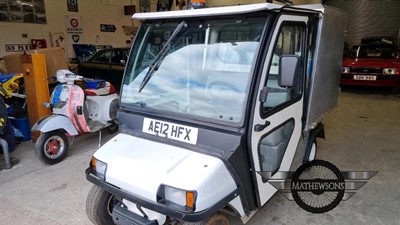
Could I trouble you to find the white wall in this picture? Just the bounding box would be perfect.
[0,0,321,59]
[0,0,137,58]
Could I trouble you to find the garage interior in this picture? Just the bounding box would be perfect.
[1,0,400,225]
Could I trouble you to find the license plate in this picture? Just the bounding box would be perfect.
[142,118,198,145]
[353,75,376,80]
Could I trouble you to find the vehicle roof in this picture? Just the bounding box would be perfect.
[131,3,324,20]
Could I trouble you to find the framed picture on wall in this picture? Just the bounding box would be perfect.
[176,0,187,10]
[140,0,150,12]
[0,0,46,23]
[0,0,7,11]
[157,0,172,11]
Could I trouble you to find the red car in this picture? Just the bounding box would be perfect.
[341,44,400,91]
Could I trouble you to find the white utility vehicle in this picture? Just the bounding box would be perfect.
[85,3,346,225]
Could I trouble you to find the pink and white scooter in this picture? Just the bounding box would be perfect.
[32,70,119,164]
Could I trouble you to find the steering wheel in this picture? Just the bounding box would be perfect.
[206,81,242,101]
[205,81,243,121]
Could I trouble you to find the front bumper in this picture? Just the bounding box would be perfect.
[113,204,158,225]
[86,167,240,223]
[340,74,400,87]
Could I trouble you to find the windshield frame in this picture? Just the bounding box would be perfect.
[121,14,269,127]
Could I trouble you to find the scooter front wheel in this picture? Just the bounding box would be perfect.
[35,131,69,165]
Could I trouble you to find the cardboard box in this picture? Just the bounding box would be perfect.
[3,47,69,83]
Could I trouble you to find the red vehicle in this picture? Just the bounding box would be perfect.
[341,43,400,91]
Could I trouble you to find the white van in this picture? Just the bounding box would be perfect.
[85,3,346,225]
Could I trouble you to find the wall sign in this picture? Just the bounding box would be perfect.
[67,0,78,12]
[72,44,97,63]
[124,5,135,15]
[5,44,32,52]
[65,15,83,44]
[65,15,84,58]
[100,24,116,32]
[31,39,47,49]
[50,32,66,48]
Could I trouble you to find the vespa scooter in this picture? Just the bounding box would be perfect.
[32,69,119,165]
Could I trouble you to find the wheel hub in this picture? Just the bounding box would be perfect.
[46,139,61,155]
[43,135,65,159]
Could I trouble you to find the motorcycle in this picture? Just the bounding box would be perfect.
[0,72,24,98]
[32,69,119,165]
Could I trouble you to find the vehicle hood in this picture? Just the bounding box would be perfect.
[343,57,400,67]
[93,133,236,211]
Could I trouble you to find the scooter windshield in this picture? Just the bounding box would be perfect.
[121,17,266,125]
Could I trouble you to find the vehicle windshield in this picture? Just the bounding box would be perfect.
[348,44,399,58]
[121,17,267,125]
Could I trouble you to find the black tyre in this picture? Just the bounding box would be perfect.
[86,185,116,225]
[106,121,119,134]
[35,131,69,165]
[183,214,230,225]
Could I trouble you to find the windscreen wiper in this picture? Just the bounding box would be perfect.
[138,21,187,92]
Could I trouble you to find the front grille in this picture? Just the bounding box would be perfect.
[351,67,382,74]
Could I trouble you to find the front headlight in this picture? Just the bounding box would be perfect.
[91,157,107,180]
[383,68,397,75]
[157,184,197,212]
[341,66,350,74]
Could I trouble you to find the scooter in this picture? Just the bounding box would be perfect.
[32,69,119,165]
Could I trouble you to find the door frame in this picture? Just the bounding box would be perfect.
[249,14,309,207]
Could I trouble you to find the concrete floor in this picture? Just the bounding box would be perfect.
[1,86,399,225]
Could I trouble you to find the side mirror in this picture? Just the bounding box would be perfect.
[279,55,299,87]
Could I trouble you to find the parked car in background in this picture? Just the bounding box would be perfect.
[341,43,400,92]
[76,47,130,91]
[360,36,397,46]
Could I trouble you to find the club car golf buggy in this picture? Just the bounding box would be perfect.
[85,3,346,225]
